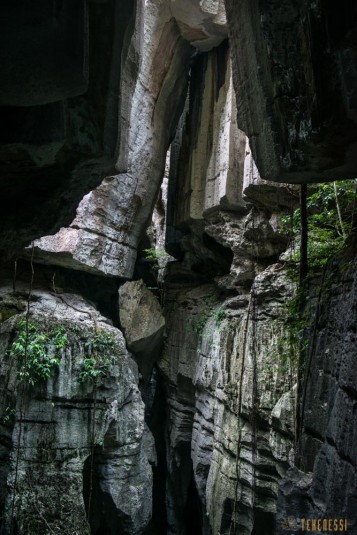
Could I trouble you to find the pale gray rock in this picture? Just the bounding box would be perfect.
[169,44,247,227]
[119,280,165,380]
[170,0,227,51]
[26,174,138,278]
[24,0,193,278]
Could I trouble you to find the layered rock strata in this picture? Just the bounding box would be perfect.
[0,281,154,534]
[159,265,297,534]
[157,39,300,533]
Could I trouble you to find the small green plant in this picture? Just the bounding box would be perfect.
[193,312,210,335]
[192,306,227,335]
[212,307,227,323]
[9,320,120,386]
[10,320,69,386]
[1,406,16,424]
[78,329,120,383]
[143,248,170,270]
[268,287,311,377]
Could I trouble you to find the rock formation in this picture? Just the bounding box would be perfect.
[119,280,165,380]
[0,0,356,534]
[0,281,154,534]
[224,0,357,184]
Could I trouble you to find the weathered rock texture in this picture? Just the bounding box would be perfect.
[0,281,154,534]
[159,266,297,534]
[119,280,165,380]
[225,0,357,183]
[276,242,357,533]
[1,1,357,534]
[166,42,297,288]
[170,0,227,51]
[156,41,302,534]
[24,0,192,278]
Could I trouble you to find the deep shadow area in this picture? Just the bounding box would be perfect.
[191,232,234,279]
[1,259,121,327]
[183,470,203,535]
[142,368,168,535]
[252,509,275,535]
[0,0,136,257]
[83,450,126,535]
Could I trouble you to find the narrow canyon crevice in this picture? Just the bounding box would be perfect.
[0,1,356,534]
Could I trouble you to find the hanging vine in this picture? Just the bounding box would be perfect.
[229,297,251,535]
[9,243,35,534]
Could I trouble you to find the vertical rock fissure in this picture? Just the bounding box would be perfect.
[230,303,250,535]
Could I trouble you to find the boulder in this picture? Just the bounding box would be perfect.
[119,280,165,380]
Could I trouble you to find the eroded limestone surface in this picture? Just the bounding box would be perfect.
[0,282,154,534]
[159,265,297,534]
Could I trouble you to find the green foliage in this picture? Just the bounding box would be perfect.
[78,329,120,383]
[271,282,318,379]
[10,320,69,386]
[268,290,309,376]
[9,320,120,386]
[1,406,16,425]
[193,312,210,335]
[212,307,227,323]
[281,179,357,274]
[192,306,227,335]
[143,248,169,270]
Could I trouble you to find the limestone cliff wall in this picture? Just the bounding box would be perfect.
[0,1,356,534]
[159,268,297,534]
[224,0,357,184]
[277,243,357,533]
[0,282,154,534]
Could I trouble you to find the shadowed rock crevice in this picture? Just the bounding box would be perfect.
[0,0,356,533]
[0,0,136,258]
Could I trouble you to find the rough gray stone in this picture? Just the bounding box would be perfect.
[23,0,192,278]
[119,280,165,380]
[277,244,357,532]
[0,281,154,534]
[225,0,357,183]
[159,266,297,534]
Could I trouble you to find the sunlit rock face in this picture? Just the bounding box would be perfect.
[166,41,296,289]
[224,0,357,184]
[25,174,139,278]
[0,281,154,535]
[170,0,227,51]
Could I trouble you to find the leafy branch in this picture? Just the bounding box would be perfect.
[9,320,69,386]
